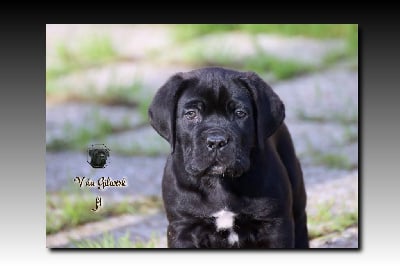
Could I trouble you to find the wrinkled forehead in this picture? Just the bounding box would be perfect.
[178,75,252,108]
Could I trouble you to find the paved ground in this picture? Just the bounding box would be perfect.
[46,25,358,248]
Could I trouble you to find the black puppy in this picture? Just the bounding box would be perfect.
[89,148,109,168]
[149,67,309,248]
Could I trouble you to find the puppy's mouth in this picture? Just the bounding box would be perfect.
[205,161,241,177]
[207,163,226,175]
[186,150,247,178]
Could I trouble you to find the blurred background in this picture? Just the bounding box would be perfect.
[46,24,358,248]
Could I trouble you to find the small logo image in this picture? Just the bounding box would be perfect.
[87,144,110,168]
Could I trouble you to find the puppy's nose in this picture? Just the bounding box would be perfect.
[207,135,228,150]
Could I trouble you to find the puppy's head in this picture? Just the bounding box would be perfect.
[89,149,109,167]
[149,67,284,178]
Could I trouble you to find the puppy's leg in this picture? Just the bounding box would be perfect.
[167,221,235,248]
[273,124,309,248]
[264,218,295,248]
[294,211,309,248]
[167,221,218,248]
[167,222,196,248]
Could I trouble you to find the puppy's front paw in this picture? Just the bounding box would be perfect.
[194,229,239,248]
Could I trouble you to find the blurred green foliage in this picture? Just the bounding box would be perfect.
[171,24,357,79]
[308,201,358,239]
[173,24,357,40]
[47,35,117,79]
[176,42,317,80]
[297,108,358,126]
[46,191,162,235]
[311,152,354,170]
[73,232,158,248]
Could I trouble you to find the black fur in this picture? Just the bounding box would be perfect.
[149,67,309,248]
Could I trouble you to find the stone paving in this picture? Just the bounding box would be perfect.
[46,25,358,248]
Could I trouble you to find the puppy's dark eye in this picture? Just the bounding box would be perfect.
[235,110,247,118]
[185,110,197,120]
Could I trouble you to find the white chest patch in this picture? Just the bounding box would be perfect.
[228,232,239,245]
[211,209,239,245]
[212,209,236,231]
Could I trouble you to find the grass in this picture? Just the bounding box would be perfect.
[311,152,354,170]
[111,138,170,157]
[300,130,357,170]
[46,191,163,235]
[73,232,158,248]
[308,201,358,239]
[322,24,358,64]
[305,138,354,170]
[46,77,156,157]
[46,96,171,156]
[343,126,358,143]
[345,24,358,58]
[170,26,357,80]
[47,34,118,80]
[94,81,152,114]
[46,113,169,156]
[46,76,151,131]
[173,24,357,41]
[46,112,115,151]
[47,133,170,156]
[244,52,316,80]
[172,24,358,73]
[45,34,149,111]
[46,77,149,107]
[322,50,350,66]
[46,80,153,155]
[297,109,358,126]
[177,43,317,80]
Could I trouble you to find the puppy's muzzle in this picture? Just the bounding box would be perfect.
[205,129,230,151]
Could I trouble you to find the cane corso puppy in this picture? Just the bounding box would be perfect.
[149,67,308,248]
[88,148,109,168]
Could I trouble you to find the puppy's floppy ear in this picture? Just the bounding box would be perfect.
[239,72,285,150]
[148,73,186,151]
